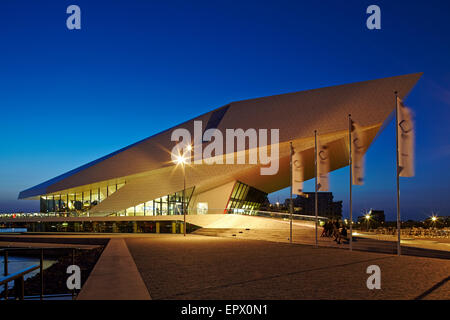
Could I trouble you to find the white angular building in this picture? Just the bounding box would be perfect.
[18,73,422,218]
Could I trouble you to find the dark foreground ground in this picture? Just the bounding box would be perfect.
[126,234,450,300]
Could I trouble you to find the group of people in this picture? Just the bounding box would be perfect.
[321,219,348,244]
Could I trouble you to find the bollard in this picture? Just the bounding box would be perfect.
[172,222,176,234]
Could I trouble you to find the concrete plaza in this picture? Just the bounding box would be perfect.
[2,222,449,300]
[125,234,450,300]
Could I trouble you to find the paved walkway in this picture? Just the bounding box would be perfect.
[2,233,449,300]
[126,234,450,300]
[354,232,450,251]
[77,238,151,300]
[194,227,450,259]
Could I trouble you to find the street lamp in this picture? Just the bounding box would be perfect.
[175,155,187,236]
[174,145,191,237]
[431,215,438,229]
[365,214,371,231]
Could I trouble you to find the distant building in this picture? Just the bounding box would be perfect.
[285,192,342,218]
[369,209,385,223]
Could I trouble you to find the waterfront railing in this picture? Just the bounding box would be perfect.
[1,247,80,300]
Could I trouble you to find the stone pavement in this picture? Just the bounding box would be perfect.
[194,227,450,259]
[125,234,450,300]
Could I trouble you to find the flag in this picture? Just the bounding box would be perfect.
[397,97,415,177]
[351,120,365,185]
[292,149,304,195]
[317,139,329,191]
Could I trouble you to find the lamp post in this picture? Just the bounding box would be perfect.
[174,145,191,237]
[365,214,371,231]
[175,156,187,237]
[431,216,437,229]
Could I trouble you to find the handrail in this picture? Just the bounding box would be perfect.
[234,209,329,222]
[252,209,329,220]
[0,264,39,286]
[0,247,84,252]
[1,246,80,300]
[1,264,40,300]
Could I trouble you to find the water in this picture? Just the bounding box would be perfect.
[0,255,57,293]
[0,228,27,233]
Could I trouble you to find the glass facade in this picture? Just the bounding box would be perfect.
[226,181,267,213]
[37,180,265,216]
[39,182,194,217]
[116,187,195,217]
[40,182,125,214]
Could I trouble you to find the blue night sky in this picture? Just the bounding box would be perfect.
[0,0,449,221]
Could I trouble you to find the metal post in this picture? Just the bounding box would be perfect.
[4,250,8,299]
[72,248,75,299]
[3,250,7,276]
[14,276,24,300]
[289,142,293,244]
[40,248,44,300]
[395,91,401,256]
[183,163,186,237]
[314,130,318,248]
[20,276,24,300]
[349,114,353,251]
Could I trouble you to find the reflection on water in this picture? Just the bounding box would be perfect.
[0,256,57,293]
[0,228,27,233]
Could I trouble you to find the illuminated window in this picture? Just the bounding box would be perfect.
[227,182,267,213]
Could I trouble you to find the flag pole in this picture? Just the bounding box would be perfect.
[314,130,318,248]
[289,141,293,244]
[395,91,401,255]
[348,114,353,251]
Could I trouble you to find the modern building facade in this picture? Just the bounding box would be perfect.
[18,73,422,217]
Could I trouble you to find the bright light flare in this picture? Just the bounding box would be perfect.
[175,155,187,165]
[365,214,371,220]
